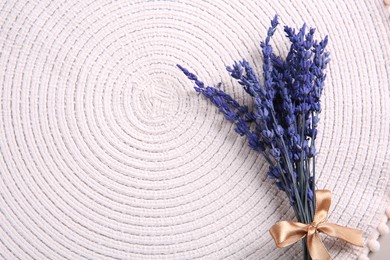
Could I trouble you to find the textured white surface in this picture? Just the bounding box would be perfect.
[0,0,389,259]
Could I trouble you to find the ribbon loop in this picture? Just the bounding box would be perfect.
[313,190,331,224]
[317,222,364,247]
[269,190,364,260]
[269,221,308,248]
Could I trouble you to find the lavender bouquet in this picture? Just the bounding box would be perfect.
[178,16,364,259]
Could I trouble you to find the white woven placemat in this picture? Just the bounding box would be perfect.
[0,0,389,259]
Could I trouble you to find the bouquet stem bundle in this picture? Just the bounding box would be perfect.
[178,15,330,259]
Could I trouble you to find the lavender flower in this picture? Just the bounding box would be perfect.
[177,16,330,255]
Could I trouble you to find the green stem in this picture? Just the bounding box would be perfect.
[271,109,307,223]
[299,114,310,223]
[302,238,312,260]
[311,112,316,216]
[304,157,309,221]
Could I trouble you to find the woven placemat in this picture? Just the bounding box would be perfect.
[0,0,389,259]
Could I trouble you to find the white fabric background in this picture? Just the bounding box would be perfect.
[0,0,388,259]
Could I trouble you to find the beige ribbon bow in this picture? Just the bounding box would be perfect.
[269,190,364,260]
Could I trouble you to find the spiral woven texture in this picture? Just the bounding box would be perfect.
[0,0,389,259]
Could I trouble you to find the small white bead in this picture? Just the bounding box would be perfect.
[377,222,390,235]
[358,254,369,260]
[380,215,388,223]
[386,205,390,218]
[368,239,380,253]
[384,0,390,6]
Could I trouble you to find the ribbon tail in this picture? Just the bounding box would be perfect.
[269,221,308,248]
[318,223,364,247]
[307,228,332,260]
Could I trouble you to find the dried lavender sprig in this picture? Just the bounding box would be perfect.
[226,60,260,97]
[260,17,310,223]
[286,26,329,219]
[287,24,315,222]
[225,54,299,209]
[178,61,301,218]
[176,64,273,164]
[225,63,299,215]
